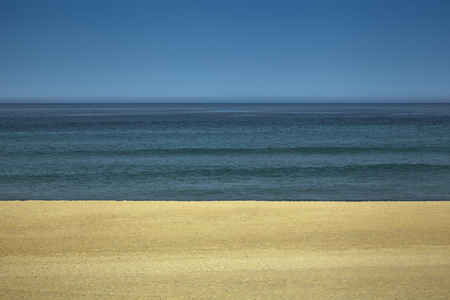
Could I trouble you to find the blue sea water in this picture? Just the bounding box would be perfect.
[0,103,449,201]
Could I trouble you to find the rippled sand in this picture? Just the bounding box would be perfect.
[1,201,449,299]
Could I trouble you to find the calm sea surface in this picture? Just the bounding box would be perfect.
[1,103,449,201]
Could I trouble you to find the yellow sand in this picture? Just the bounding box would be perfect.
[1,201,449,299]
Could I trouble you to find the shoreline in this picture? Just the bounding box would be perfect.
[1,201,449,298]
[4,199,450,202]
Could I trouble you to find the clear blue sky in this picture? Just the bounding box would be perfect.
[1,0,450,103]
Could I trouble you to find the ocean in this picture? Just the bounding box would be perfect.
[0,103,449,201]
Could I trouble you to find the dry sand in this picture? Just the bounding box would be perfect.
[1,201,449,299]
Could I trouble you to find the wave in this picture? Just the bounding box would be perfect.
[165,163,450,177]
[11,146,449,157]
[4,163,448,179]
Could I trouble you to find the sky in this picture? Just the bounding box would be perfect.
[1,0,450,103]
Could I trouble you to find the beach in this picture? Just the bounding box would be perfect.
[1,201,449,299]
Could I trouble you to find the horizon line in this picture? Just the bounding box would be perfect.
[1,97,450,104]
